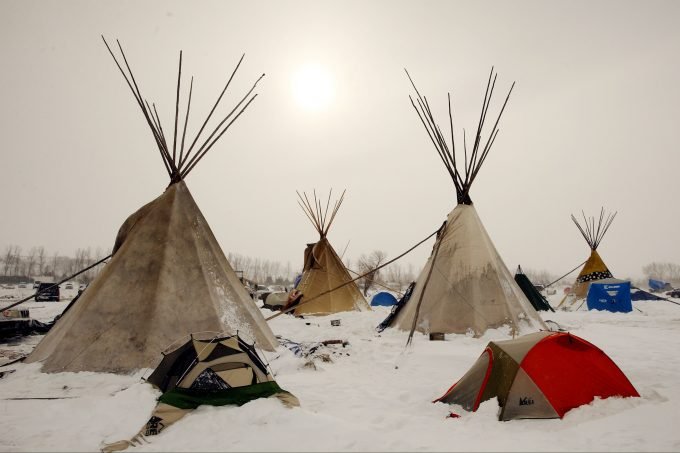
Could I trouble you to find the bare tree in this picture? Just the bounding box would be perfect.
[524,268,557,286]
[25,247,38,277]
[51,252,59,278]
[357,250,387,296]
[2,246,13,276]
[643,262,680,285]
[10,246,22,276]
[37,246,47,275]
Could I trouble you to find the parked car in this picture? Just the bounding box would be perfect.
[18,283,27,288]
[64,283,74,290]
[79,283,87,291]
[253,285,271,301]
[35,283,60,302]
[33,282,40,289]
[667,289,680,298]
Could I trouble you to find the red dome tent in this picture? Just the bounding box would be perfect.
[436,331,639,420]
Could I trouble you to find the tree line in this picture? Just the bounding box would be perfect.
[0,245,109,284]
[4,243,674,292]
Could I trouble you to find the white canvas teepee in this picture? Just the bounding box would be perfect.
[27,39,277,373]
[388,68,545,338]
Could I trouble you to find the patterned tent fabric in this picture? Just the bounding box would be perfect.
[102,334,298,452]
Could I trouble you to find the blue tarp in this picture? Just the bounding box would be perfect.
[371,291,398,307]
[649,279,671,292]
[587,281,632,313]
[631,288,665,301]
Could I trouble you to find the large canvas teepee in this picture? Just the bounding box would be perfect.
[558,209,616,310]
[388,69,546,338]
[27,39,277,373]
[293,190,369,316]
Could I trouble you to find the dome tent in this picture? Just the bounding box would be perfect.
[436,331,639,420]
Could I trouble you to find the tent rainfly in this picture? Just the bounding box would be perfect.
[514,266,554,312]
[384,68,546,339]
[558,208,616,310]
[27,38,278,374]
[102,333,298,452]
[436,331,639,420]
[292,190,369,316]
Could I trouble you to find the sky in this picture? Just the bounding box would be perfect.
[1,0,679,280]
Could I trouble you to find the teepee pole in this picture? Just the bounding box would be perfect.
[178,76,193,168]
[179,53,245,171]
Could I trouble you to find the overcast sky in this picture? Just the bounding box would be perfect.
[1,0,678,280]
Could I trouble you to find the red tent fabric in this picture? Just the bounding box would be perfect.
[436,331,639,420]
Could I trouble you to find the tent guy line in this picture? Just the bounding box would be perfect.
[265,227,441,321]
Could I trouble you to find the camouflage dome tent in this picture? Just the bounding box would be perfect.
[383,69,546,338]
[27,39,278,374]
[103,333,298,452]
[436,331,639,420]
[292,190,370,316]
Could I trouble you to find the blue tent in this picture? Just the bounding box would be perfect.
[649,279,671,292]
[587,280,632,313]
[371,291,398,307]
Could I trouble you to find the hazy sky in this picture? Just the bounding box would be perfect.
[1,0,678,280]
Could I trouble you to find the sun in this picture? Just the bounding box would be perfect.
[291,63,334,111]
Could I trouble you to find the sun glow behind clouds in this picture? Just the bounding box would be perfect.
[291,63,334,111]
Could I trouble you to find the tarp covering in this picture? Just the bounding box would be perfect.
[631,288,665,301]
[587,280,632,313]
[649,279,671,292]
[514,266,554,312]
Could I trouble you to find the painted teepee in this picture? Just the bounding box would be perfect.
[386,68,546,339]
[558,209,617,310]
[292,190,369,316]
[27,38,277,373]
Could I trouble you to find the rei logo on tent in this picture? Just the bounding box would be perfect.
[519,396,535,406]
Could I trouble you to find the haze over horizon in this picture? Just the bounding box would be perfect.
[1,0,679,281]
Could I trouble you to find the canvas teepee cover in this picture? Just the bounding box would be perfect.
[559,209,616,309]
[387,69,545,337]
[27,40,277,373]
[293,190,369,315]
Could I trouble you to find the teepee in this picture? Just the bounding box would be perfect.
[387,68,546,338]
[292,190,369,316]
[558,209,616,309]
[27,38,278,374]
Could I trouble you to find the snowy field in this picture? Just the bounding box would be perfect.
[1,289,679,452]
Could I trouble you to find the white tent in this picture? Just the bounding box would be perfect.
[387,69,546,338]
[27,39,277,373]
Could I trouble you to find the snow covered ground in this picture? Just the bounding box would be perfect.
[1,290,679,452]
